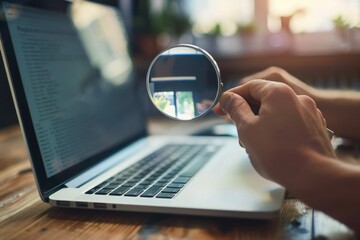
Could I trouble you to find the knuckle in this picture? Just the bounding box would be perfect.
[298,95,317,108]
[265,66,286,80]
[269,83,293,96]
[266,66,282,73]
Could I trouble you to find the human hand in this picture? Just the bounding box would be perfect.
[213,80,336,186]
[240,66,319,98]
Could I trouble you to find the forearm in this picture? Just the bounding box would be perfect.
[286,152,360,233]
[312,89,360,140]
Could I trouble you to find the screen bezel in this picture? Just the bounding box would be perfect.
[0,0,147,201]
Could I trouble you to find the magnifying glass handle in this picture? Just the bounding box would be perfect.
[327,128,334,139]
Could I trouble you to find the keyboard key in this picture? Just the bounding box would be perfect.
[109,186,130,196]
[145,176,157,181]
[156,192,176,199]
[135,184,150,189]
[127,180,138,184]
[172,177,190,184]
[161,176,173,181]
[125,188,144,197]
[157,180,170,184]
[89,144,218,199]
[95,182,108,188]
[95,188,112,195]
[85,188,100,194]
[153,182,167,187]
[111,180,125,185]
[122,183,135,187]
[131,177,143,181]
[102,179,113,184]
[140,180,153,185]
[161,187,180,193]
[140,186,162,198]
[106,183,120,189]
[167,183,184,188]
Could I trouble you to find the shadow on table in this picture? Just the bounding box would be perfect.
[46,207,278,238]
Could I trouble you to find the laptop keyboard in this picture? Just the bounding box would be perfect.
[85,144,220,199]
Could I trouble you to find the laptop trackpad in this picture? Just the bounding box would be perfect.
[176,145,284,212]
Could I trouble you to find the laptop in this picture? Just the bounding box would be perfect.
[0,0,285,219]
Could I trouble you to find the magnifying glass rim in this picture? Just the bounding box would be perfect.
[146,44,222,121]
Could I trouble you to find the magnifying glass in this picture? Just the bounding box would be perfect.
[146,44,222,120]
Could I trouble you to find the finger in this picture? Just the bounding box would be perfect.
[215,80,266,116]
[317,108,326,126]
[219,92,255,127]
[213,103,235,124]
[240,67,285,84]
[297,95,326,126]
[228,79,293,107]
[213,102,226,116]
[298,95,317,110]
[214,81,262,116]
[225,80,265,104]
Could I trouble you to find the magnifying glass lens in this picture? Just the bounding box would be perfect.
[146,44,221,120]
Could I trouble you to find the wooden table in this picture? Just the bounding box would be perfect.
[0,122,357,240]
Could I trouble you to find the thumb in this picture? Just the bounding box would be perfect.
[220,92,255,126]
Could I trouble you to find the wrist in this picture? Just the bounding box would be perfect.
[285,153,360,232]
[279,148,335,197]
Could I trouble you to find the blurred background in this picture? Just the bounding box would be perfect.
[1,0,360,128]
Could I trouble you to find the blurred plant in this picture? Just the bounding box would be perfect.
[133,1,153,34]
[236,22,256,34]
[154,95,170,111]
[333,15,350,29]
[176,91,194,115]
[207,23,222,36]
[134,0,191,37]
[154,1,191,36]
[205,21,256,37]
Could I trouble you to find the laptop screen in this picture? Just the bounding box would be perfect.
[0,0,146,196]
